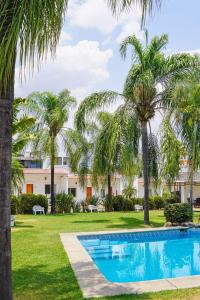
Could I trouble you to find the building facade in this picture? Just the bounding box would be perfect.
[17,152,123,203]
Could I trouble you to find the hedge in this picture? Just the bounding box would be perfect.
[164,203,192,224]
[20,194,48,214]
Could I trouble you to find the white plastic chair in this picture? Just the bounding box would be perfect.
[88,205,98,213]
[33,205,45,215]
[134,204,143,212]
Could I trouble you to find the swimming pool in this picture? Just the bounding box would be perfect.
[78,228,200,283]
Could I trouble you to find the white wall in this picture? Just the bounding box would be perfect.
[21,173,68,196]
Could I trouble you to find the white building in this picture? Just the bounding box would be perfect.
[17,152,198,205]
[17,152,123,202]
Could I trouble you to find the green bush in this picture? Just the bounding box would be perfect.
[11,195,20,215]
[112,195,125,211]
[151,196,165,209]
[124,199,134,211]
[164,203,192,224]
[20,194,48,214]
[56,193,73,213]
[133,198,144,206]
[112,195,134,211]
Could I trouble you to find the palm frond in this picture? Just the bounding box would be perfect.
[75,91,120,132]
[12,157,24,190]
[0,1,68,87]
[106,0,162,24]
[120,34,144,63]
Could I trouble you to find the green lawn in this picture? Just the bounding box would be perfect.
[12,211,200,300]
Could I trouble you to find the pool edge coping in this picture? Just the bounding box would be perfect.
[60,227,200,298]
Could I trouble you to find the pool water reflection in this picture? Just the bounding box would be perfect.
[78,229,200,282]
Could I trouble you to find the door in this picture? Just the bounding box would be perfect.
[26,184,33,194]
[86,187,92,204]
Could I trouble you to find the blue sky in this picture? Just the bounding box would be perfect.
[15,0,200,105]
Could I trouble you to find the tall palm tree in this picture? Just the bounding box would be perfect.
[27,89,76,214]
[0,2,156,295]
[0,2,68,298]
[76,33,197,225]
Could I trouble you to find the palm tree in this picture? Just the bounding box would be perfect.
[0,2,68,297]
[27,89,76,214]
[166,80,200,211]
[0,3,154,295]
[75,33,197,225]
[92,110,140,199]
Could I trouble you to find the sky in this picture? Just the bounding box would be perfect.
[15,0,200,131]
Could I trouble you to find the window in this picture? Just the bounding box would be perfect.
[63,157,69,166]
[20,160,42,168]
[45,184,51,194]
[68,188,76,197]
[45,184,56,194]
[55,157,62,165]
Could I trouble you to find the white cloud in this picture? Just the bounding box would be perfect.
[68,0,143,43]
[15,40,113,100]
[116,14,144,43]
[59,31,72,45]
[69,0,117,34]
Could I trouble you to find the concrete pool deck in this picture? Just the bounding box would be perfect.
[60,227,200,298]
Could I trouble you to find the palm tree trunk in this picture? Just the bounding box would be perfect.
[141,121,150,225]
[189,124,197,218]
[50,135,55,214]
[0,88,14,300]
[0,2,15,298]
[107,174,112,199]
[189,163,194,219]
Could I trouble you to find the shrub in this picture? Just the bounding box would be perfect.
[112,195,126,211]
[36,194,48,213]
[20,194,48,214]
[11,195,20,215]
[112,195,134,211]
[164,203,192,224]
[124,199,134,211]
[133,198,144,206]
[151,196,165,209]
[56,193,73,213]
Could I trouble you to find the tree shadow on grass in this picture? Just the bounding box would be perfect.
[13,264,82,300]
[73,219,111,224]
[15,221,34,228]
[72,216,163,230]
[106,217,163,229]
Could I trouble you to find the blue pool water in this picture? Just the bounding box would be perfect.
[78,228,200,283]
